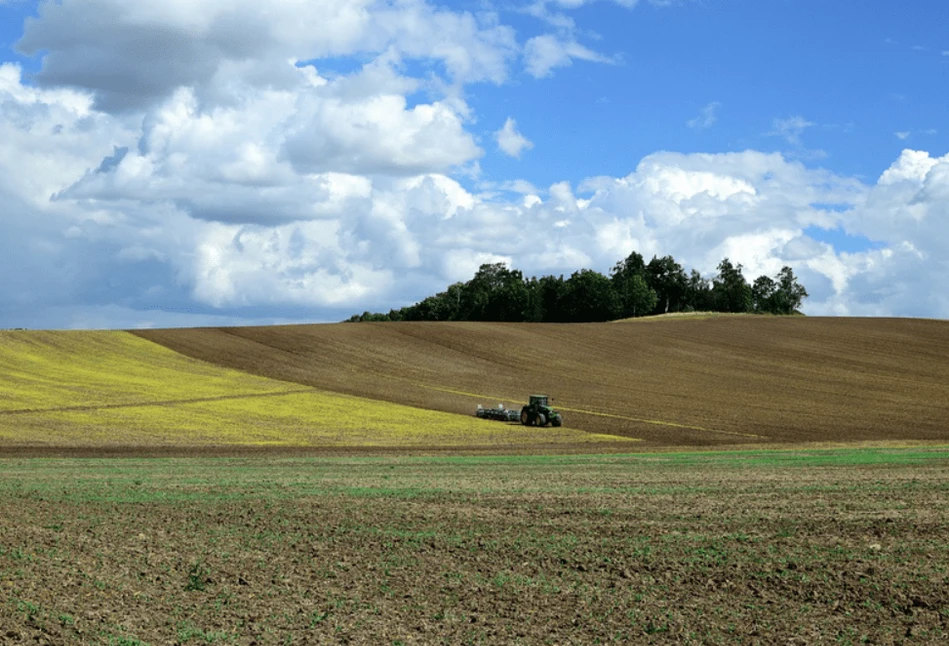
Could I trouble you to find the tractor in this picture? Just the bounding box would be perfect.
[520,395,562,427]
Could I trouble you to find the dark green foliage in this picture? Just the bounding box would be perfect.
[461,264,529,322]
[562,269,621,322]
[611,250,646,280]
[534,275,568,322]
[752,275,778,314]
[645,255,688,314]
[347,253,809,323]
[712,258,753,313]
[684,269,714,312]
[610,251,658,319]
[620,274,658,318]
[774,266,809,314]
[752,267,809,315]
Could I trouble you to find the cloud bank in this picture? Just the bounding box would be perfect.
[1,0,948,328]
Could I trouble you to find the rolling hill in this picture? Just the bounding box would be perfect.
[0,329,626,451]
[133,316,949,448]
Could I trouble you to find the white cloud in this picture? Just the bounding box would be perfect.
[769,115,815,146]
[519,0,653,80]
[495,118,534,158]
[878,149,939,185]
[6,60,949,322]
[159,146,949,319]
[57,66,482,221]
[16,0,518,111]
[5,3,949,327]
[687,101,721,129]
[523,34,613,77]
[191,221,393,308]
[282,90,482,176]
[895,131,911,140]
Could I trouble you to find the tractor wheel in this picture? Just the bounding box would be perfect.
[552,418,562,428]
[520,409,530,426]
[536,413,547,427]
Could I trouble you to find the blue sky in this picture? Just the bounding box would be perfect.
[1,0,948,328]
[469,0,949,184]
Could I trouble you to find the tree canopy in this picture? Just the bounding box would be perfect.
[347,253,809,323]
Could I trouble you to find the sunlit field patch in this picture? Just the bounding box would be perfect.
[0,330,289,411]
[0,330,631,448]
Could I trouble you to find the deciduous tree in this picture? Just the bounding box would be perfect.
[712,258,753,313]
[564,269,621,322]
[646,255,687,314]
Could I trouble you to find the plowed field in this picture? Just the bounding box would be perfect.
[3,449,948,644]
[136,316,949,449]
[4,319,949,644]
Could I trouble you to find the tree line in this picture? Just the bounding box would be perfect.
[346,252,808,323]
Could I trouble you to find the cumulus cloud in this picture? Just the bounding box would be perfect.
[15,0,519,112]
[6,53,949,322]
[895,131,911,140]
[191,221,393,308]
[4,2,949,328]
[495,118,534,158]
[687,101,721,129]
[282,91,482,176]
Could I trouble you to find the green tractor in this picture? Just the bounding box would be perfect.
[520,395,563,427]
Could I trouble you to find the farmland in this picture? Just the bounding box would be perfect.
[2,449,949,644]
[0,330,628,451]
[1,317,947,451]
[2,317,949,643]
[137,316,949,448]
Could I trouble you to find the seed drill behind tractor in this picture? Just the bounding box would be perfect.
[476,394,563,427]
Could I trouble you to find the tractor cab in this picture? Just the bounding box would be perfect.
[529,394,548,408]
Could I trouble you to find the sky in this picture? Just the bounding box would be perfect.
[1,0,948,329]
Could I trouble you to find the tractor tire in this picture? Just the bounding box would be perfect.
[536,413,547,427]
[552,418,562,427]
[520,409,530,426]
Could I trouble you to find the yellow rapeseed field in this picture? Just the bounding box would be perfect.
[0,330,631,448]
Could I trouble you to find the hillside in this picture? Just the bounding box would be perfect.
[0,330,624,451]
[135,316,949,448]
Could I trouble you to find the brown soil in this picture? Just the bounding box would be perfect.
[134,317,949,449]
[1,455,947,645]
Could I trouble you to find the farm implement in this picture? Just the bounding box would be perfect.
[475,403,521,422]
[476,394,563,427]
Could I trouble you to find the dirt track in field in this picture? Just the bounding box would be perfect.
[134,316,949,448]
